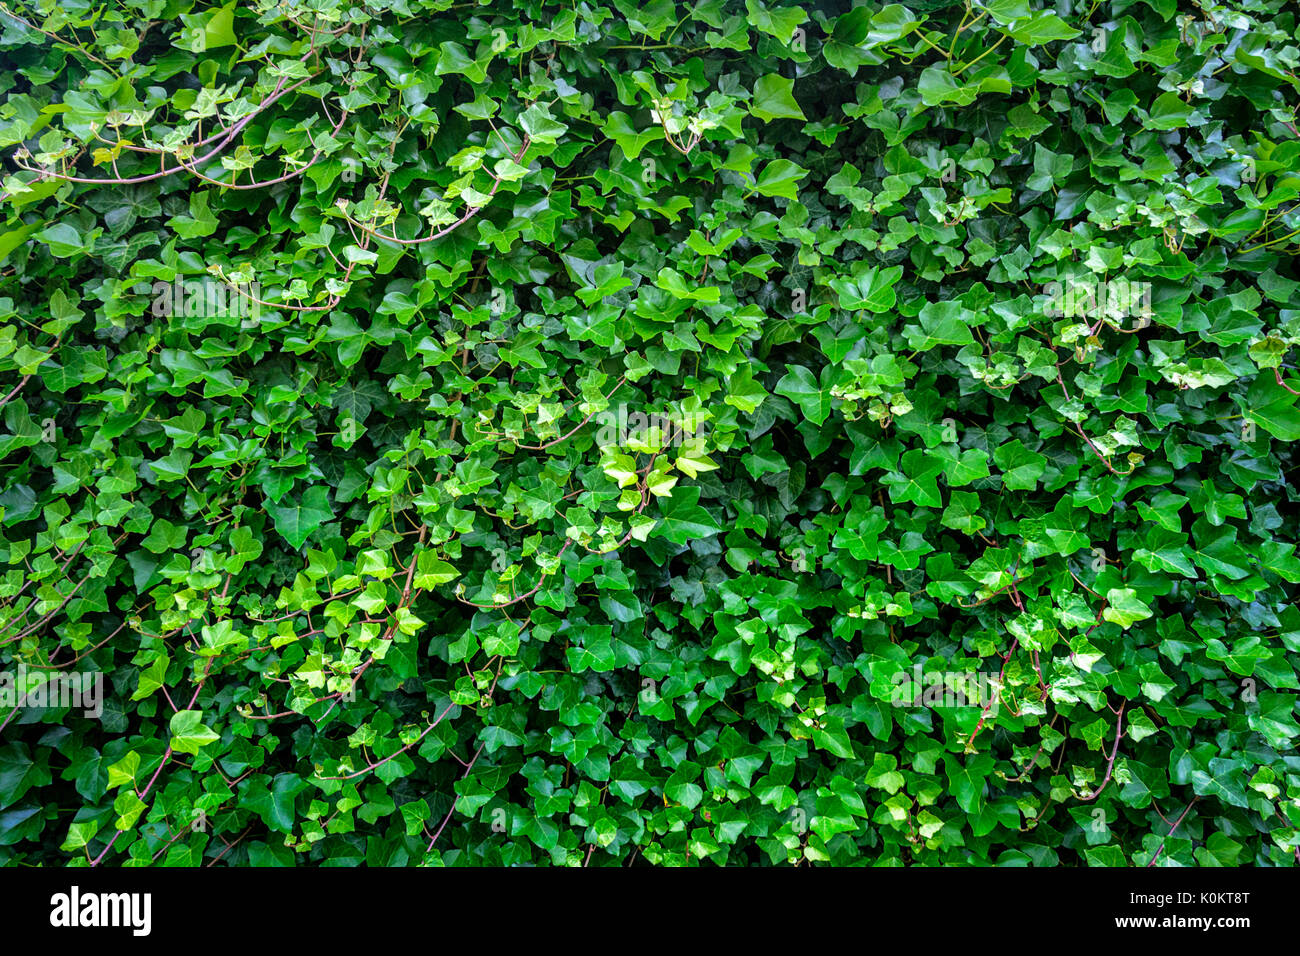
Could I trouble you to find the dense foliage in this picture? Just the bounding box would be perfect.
[1,0,1299,867]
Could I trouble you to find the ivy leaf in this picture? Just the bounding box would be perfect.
[519,102,568,143]
[753,159,808,200]
[414,553,459,589]
[1102,588,1154,628]
[998,12,1081,45]
[744,0,806,43]
[750,74,806,123]
[905,301,977,350]
[775,364,835,425]
[674,438,718,479]
[169,710,220,755]
[266,486,335,550]
[654,486,723,544]
[1243,375,1300,440]
[830,266,902,312]
[35,223,93,258]
[602,112,659,159]
[946,755,994,815]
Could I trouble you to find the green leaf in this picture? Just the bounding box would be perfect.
[1102,588,1153,628]
[905,301,976,350]
[830,266,902,312]
[775,364,834,425]
[169,710,220,755]
[999,12,1081,45]
[1244,375,1300,440]
[266,486,335,550]
[753,159,808,200]
[35,223,92,258]
[203,4,237,48]
[654,486,723,544]
[750,74,806,123]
